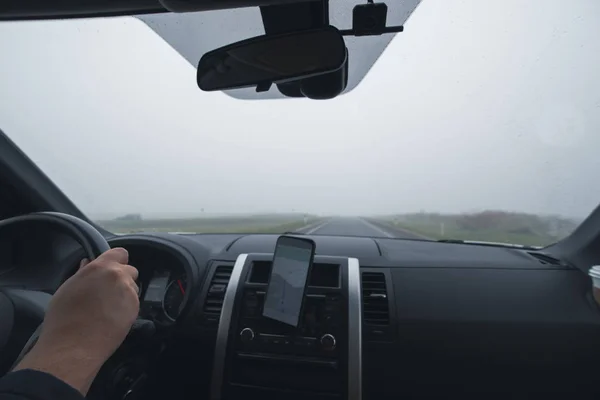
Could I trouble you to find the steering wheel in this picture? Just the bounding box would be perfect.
[2,212,154,399]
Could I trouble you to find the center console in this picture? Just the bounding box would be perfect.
[210,253,362,400]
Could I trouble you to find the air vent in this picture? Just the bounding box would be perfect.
[248,261,340,288]
[362,272,390,326]
[203,264,233,316]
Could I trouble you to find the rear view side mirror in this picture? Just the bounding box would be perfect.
[197,26,347,92]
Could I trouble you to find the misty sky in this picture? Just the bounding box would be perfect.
[0,0,599,219]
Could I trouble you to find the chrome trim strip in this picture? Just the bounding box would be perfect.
[347,257,362,400]
[210,254,248,400]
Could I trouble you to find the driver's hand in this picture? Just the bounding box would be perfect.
[13,248,139,395]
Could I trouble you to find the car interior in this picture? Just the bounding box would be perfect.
[1,0,600,399]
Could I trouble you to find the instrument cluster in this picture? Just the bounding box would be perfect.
[139,267,188,323]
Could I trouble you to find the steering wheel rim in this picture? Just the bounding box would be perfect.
[4,212,110,370]
[0,211,110,259]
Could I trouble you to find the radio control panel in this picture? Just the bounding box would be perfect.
[235,288,343,358]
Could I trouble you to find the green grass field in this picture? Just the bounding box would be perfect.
[95,214,321,234]
[373,211,580,247]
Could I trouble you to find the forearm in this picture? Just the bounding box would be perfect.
[12,343,103,396]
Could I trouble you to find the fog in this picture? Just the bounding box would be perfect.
[0,0,599,220]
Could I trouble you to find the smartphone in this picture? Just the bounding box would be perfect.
[262,236,316,327]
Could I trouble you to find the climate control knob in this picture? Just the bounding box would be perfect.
[240,328,255,343]
[320,334,336,351]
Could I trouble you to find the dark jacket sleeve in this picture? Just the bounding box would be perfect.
[0,369,84,400]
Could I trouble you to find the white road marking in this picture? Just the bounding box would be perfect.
[303,220,331,234]
[358,218,395,238]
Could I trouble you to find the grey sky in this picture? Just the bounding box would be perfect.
[0,0,599,219]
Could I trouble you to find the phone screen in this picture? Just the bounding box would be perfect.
[262,237,315,327]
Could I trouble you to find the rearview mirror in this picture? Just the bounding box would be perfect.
[197,26,347,92]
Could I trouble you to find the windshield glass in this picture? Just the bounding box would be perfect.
[1,0,599,246]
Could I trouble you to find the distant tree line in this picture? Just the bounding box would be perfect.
[115,213,142,222]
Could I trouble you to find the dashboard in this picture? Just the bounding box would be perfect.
[115,233,600,399]
[3,230,600,399]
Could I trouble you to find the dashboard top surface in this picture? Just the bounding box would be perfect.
[179,233,563,270]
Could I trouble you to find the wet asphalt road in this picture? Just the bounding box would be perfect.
[294,217,428,239]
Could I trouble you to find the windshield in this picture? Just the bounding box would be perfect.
[1,0,599,246]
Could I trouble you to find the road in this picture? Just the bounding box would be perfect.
[294,217,429,239]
